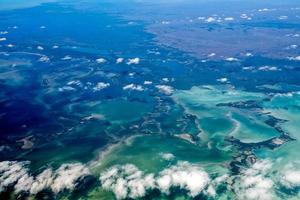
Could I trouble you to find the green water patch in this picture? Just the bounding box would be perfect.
[263,93,300,140]
[93,135,232,175]
[255,92,300,168]
[78,187,115,200]
[94,100,152,124]
[18,121,109,171]
[230,111,280,143]
[67,99,153,125]
[199,117,234,138]
[172,85,281,143]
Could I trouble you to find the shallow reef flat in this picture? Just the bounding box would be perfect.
[1,0,300,200]
[172,85,280,143]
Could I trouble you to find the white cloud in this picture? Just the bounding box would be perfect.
[96,58,106,64]
[30,168,54,194]
[224,17,234,21]
[278,16,288,20]
[67,80,82,86]
[161,21,170,25]
[208,53,216,57]
[0,161,90,195]
[39,56,50,62]
[287,44,298,49]
[93,82,110,91]
[258,66,279,71]
[258,8,275,12]
[61,55,72,60]
[217,77,229,83]
[123,84,144,91]
[159,153,175,161]
[157,161,210,197]
[143,81,152,85]
[14,174,34,194]
[100,162,211,199]
[225,57,239,62]
[100,164,155,199]
[0,37,6,41]
[127,58,140,65]
[289,56,300,61]
[235,160,274,200]
[116,58,124,64]
[37,46,44,50]
[246,52,253,57]
[0,161,30,192]
[51,163,90,193]
[205,17,216,23]
[156,85,173,95]
[58,86,76,92]
[240,14,247,18]
[281,163,300,189]
[162,78,169,82]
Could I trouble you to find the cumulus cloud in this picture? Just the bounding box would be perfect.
[281,163,300,189]
[217,77,229,83]
[258,8,274,12]
[127,58,140,65]
[207,53,216,57]
[240,14,252,20]
[234,160,274,200]
[224,17,234,21]
[123,84,144,91]
[143,81,152,85]
[39,56,50,62]
[157,161,210,197]
[225,57,239,62]
[289,56,300,61]
[205,17,216,23]
[15,173,34,194]
[100,164,155,199]
[51,163,90,193]
[100,162,212,199]
[96,58,106,64]
[37,46,44,50]
[30,168,54,194]
[278,16,288,20]
[159,152,175,161]
[156,85,173,95]
[258,66,279,71]
[58,86,76,92]
[61,55,72,60]
[93,82,110,91]
[116,58,124,64]
[0,161,90,195]
[0,161,30,192]
[161,21,170,25]
[286,44,298,49]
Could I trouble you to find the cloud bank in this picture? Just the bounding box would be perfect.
[0,161,90,196]
[100,161,218,199]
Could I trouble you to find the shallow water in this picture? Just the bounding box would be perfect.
[1,0,300,199]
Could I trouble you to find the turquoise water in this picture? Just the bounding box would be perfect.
[0,0,300,199]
